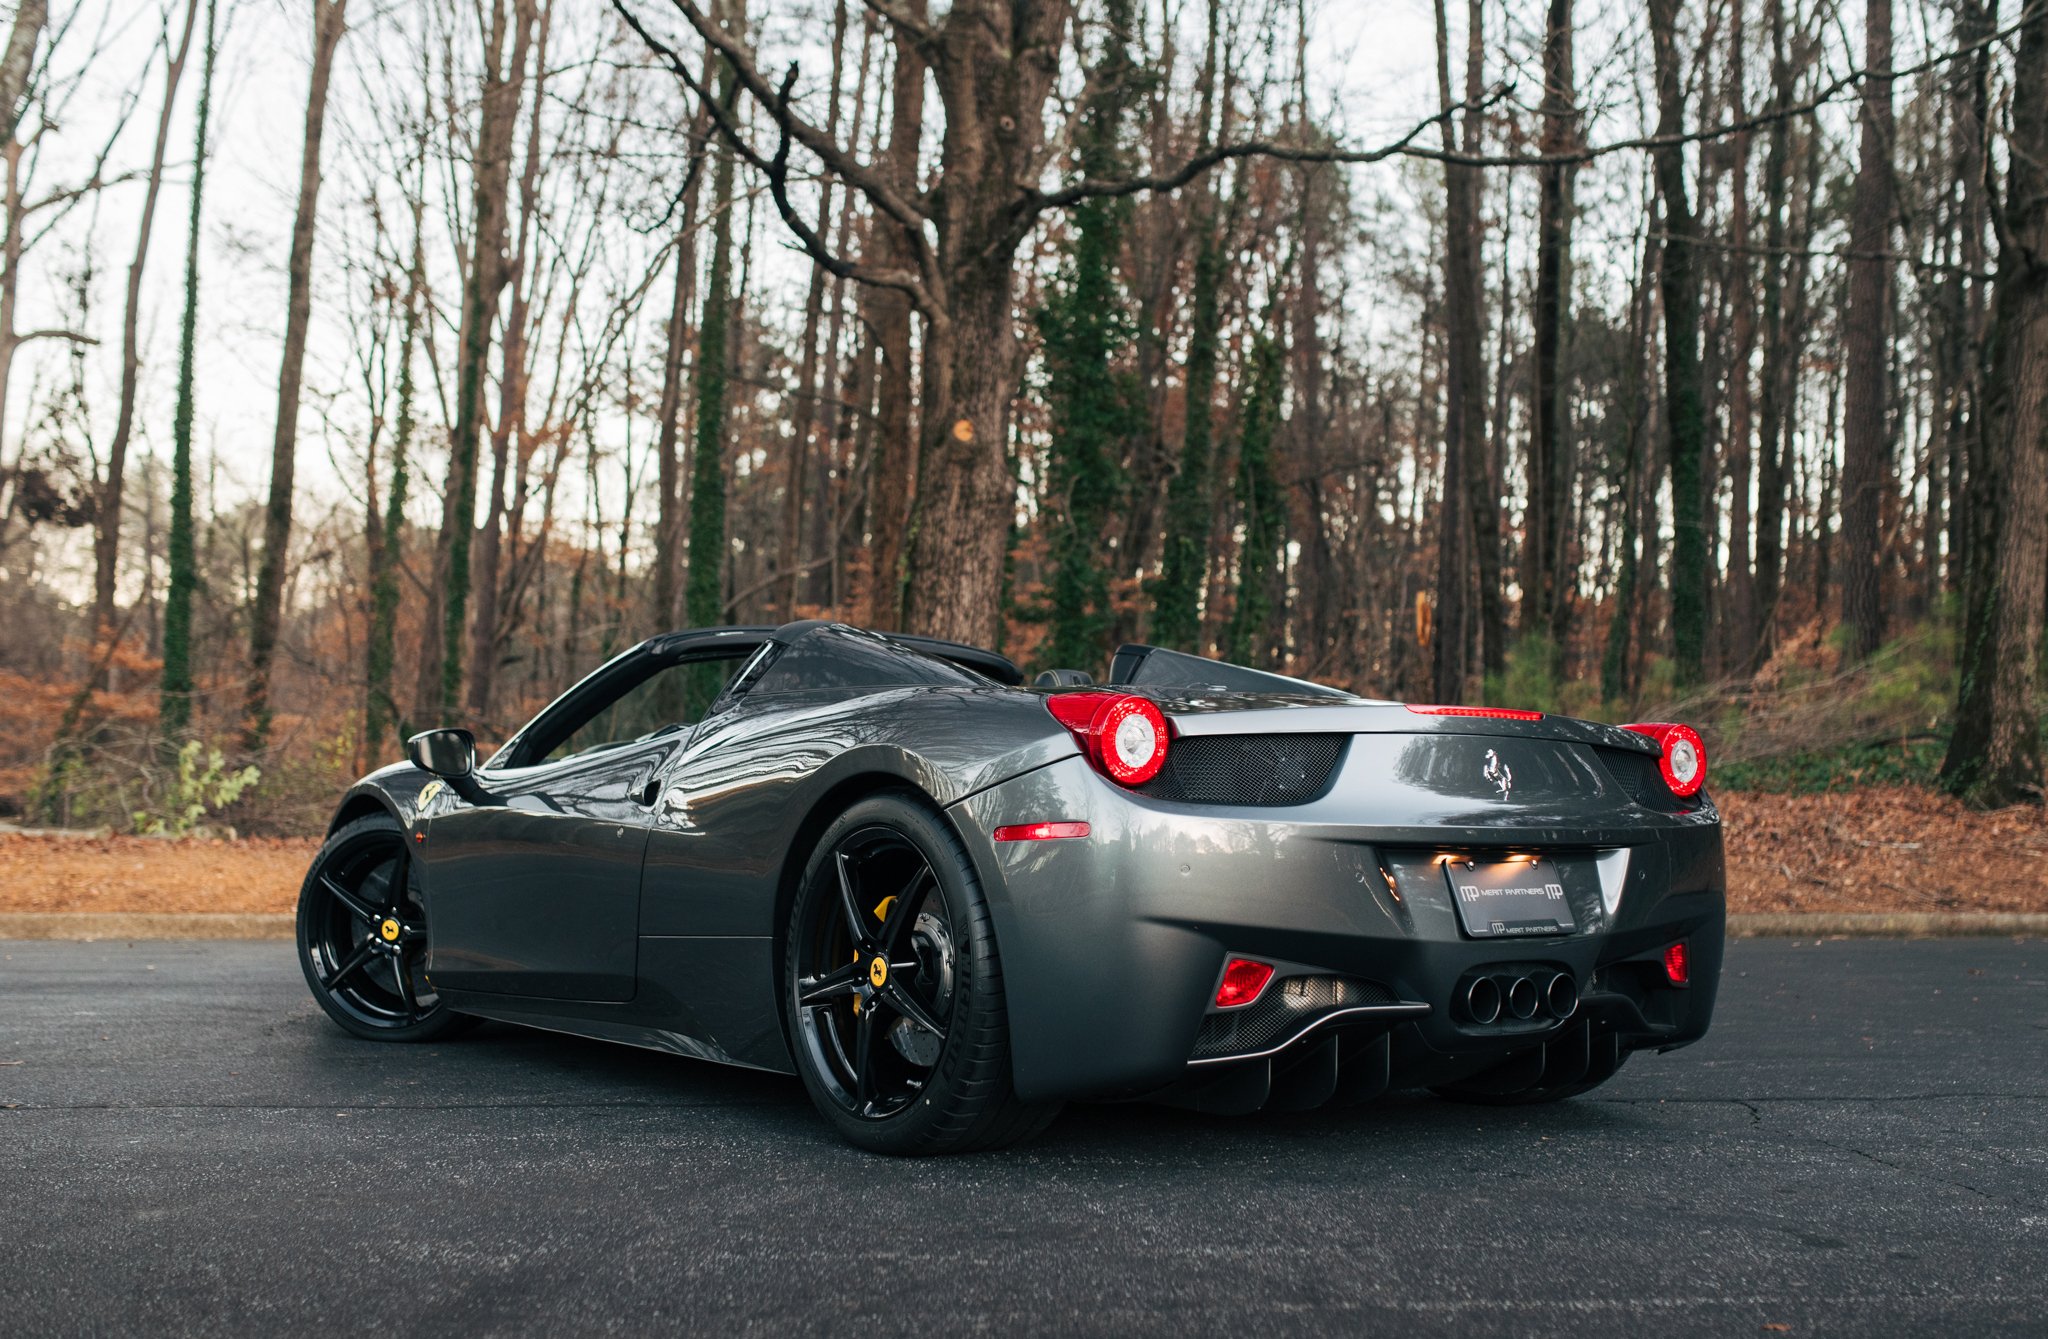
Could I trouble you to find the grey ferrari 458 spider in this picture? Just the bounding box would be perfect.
[298,620,1724,1153]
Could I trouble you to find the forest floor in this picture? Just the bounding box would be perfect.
[0,785,2043,915]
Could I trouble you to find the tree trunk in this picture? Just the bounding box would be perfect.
[899,0,1076,646]
[93,0,200,656]
[366,182,425,762]
[161,0,216,737]
[1947,1,2048,807]
[241,0,345,751]
[1648,0,1708,685]
[1723,0,1756,671]
[466,0,551,723]
[863,4,926,631]
[1429,0,1481,700]
[1527,0,1574,659]
[686,0,742,672]
[428,0,533,719]
[1840,0,1894,662]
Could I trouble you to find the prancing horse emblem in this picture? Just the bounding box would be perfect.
[1483,748,1513,800]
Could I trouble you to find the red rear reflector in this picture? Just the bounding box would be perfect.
[1215,958,1276,1009]
[1404,704,1545,721]
[991,821,1091,842]
[1664,941,1690,986]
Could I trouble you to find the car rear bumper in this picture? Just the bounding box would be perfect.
[951,756,1725,1107]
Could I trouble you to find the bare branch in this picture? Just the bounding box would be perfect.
[14,328,98,346]
[859,0,936,54]
[609,0,938,311]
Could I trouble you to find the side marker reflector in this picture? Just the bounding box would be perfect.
[992,821,1091,842]
[1215,958,1276,1009]
[1663,941,1690,986]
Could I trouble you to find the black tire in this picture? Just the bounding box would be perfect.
[297,812,475,1043]
[783,793,1060,1154]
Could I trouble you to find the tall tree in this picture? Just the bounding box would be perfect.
[426,0,535,718]
[1840,0,1893,661]
[1525,0,1575,657]
[1648,0,1709,685]
[1222,329,1285,667]
[160,0,217,736]
[91,0,200,653]
[1036,0,1141,670]
[1430,0,1491,699]
[685,0,741,706]
[1148,0,1228,654]
[241,0,347,751]
[1721,0,1757,670]
[1946,0,2048,807]
[365,146,429,761]
[861,2,925,630]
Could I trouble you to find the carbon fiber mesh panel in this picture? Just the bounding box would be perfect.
[1137,734,1347,806]
[1190,976,1397,1060]
[1592,745,1700,814]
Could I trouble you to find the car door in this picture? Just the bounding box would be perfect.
[420,636,761,1001]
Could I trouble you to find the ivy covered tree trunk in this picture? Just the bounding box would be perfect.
[1147,0,1225,654]
[1035,0,1140,671]
[365,184,426,761]
[1223,331,1284,667]
[1648,0,1708,686]
[685,16,740,709]
[160,0,216,738]
[1151,229,1223,652]
[1946,0,2048,807]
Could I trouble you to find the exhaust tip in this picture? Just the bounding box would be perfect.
[1545,972,1579,1020]
[1464,976,1502,1025]
[1505,976,1539,1020]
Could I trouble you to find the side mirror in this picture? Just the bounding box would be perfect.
[406,728,477,779]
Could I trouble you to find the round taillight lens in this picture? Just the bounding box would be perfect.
[1046,692,1171,787]
[1623,721,1708,799]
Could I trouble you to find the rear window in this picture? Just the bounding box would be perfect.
[748,627,989,695]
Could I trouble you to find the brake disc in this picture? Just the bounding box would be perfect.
[888,910,955,1067]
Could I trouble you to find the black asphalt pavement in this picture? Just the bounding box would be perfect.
[1,937,2043,1337]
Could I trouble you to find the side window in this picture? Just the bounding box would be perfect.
[541,653,749,763]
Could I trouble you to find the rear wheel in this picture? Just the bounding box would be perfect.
[784,794,1058,1154]
[297,813,474,1042]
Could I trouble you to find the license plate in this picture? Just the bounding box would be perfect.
[1442,857,1575,938]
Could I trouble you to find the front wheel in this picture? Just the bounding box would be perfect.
[784,794,1059,1154]
[297,813,474,1042]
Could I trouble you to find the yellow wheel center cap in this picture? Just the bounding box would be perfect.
[868,956,889,988]
[379,918,401,943]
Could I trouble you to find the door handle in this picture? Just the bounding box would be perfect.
[633,771,660,807]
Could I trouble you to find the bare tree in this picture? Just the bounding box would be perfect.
[242,0,349,751]
[91,0,200,655]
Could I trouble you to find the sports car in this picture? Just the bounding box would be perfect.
[297,620,1724,1154]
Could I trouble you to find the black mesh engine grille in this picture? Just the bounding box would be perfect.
[1593,745,1701,813]
[1137,733,1347,806]
[1190,975,1397,1060]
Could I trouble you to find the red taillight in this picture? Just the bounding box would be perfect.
[991,821,1091,842]
[1624,722,1708,798]
[1404,704,1545,721]
[1046,692,1170,786]
[1215,958,1275,1008]
[1663,941,1690,986]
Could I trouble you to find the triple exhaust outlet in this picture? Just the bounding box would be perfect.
[1461,971,1578,1025]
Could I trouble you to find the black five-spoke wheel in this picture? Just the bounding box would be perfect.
[785,794,1058,1154]
[297,813,472,1042]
